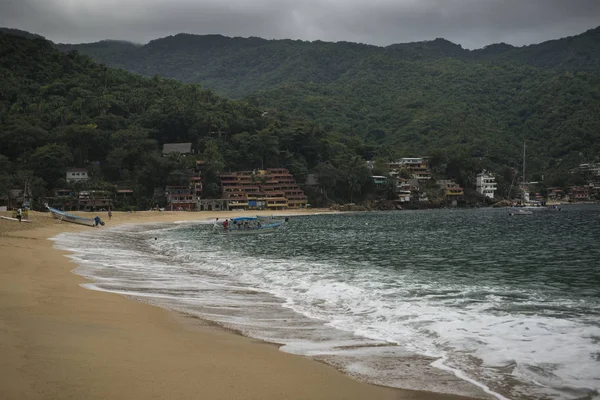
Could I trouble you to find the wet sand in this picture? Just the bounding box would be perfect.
[0,210,479,400]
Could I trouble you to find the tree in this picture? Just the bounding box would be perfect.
[0,121,48,160]
[28,144,74,186]
[201,139,225,198]
[334,154,373,203]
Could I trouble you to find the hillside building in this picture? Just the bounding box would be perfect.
[164,159,204,211]
[476,170,497,199]
[437,180,464,202]
[372,176,388,186]
[394,179,412,204]
[388,158,431,181]
[162,143,193,156]
[66,168,89,183]
[219,168,307,210]
[569,186,590,201]
[165,186,197,211]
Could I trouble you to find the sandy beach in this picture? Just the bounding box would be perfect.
[0,209,475,400]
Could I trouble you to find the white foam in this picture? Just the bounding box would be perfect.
[173,219,214,225]
[431,358,510,400]
[51,221,600,400]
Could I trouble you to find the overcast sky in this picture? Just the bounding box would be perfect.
[1,0,599,49]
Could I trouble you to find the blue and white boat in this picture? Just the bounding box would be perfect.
[46,204,103,227]
[213,216,284,235]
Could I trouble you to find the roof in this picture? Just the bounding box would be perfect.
[117,189,134,193]
[162,143,192,154]
[67,168,88,173]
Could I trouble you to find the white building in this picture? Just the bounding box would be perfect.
[66,168,89,183]
[476,170,497,199]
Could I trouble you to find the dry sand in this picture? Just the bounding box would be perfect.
[0,210,475,400]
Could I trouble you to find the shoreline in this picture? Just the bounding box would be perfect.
[1,210,483,400]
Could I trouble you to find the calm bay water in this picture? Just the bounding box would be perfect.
[53,205,600,400]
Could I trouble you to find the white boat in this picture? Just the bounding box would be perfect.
[46,204,102,227]
[508,143,551,213]
[509,209,533,216]
[213,216,284,235]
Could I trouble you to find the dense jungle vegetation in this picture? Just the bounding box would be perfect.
[57,27,600,177]
[1,26,599,208]
[0,33,379,208]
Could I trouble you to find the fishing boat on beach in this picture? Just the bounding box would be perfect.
[213,216,285,235]
[46,204,103,227]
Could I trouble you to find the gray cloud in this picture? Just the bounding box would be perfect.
[1,0,599,48]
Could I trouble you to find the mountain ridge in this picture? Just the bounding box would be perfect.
[50,25,600,99]
[1,27,599,194]
[46,25,598,51]
[43,25,600,174]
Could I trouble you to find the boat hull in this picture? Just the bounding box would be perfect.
[47,206,97,227]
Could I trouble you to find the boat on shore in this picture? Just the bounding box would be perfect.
[213,216,285,235]
[46,204,103,227]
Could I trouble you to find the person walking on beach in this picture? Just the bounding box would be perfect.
[16,208,22,222]
[108,210,112,220]
[213,218,219,231]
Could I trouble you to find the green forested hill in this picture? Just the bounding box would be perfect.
[250,56,600,170]
[1,33,383,207]
[60,34,383,98]
[3,27,600,207]
[472,27,600,72]
[0,27,46,41]
[57,26,600,97]
[52,27,600,178]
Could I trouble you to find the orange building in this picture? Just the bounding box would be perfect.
[219,168,307,209]
[437,180,464,200]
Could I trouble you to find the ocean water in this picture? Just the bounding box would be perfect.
[52,206,600,400]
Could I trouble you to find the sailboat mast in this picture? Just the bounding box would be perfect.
[522,143,526,186]
[522,143,526,203]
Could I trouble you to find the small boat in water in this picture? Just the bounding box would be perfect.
[509,209,533,216]
[213,216,285,235]
[46,204,103,227]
